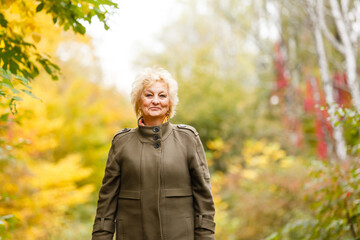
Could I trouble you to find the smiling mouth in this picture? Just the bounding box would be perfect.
[150,107,161,110]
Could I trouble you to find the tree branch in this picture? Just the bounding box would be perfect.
[317,0,346,54]
[340,0,350,24]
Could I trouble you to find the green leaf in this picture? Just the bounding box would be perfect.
[0,83,20,94]
[74,23,86,34]
[0,113,9,122]
[10,87,20,94]
[0,13,8,28]
[14,75,30,85]
[21,89,40,100]
[9,97,20,114]
[51,74,59,81]
[64,23,70,31]
[36,2,44,12]
[19,81,32,90]
[43,64,52,74]
[1,78,13,87]
[9,60,19,74]
[0,68,11,80]
[11,96,22,101]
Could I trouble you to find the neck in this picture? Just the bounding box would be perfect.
[142,116,166,126]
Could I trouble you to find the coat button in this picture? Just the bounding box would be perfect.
[153,135,159,140]
[153,127,159,132]
[154,142,160,149]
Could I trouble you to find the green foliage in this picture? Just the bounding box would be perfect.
[267,158,360,240]
[0,0,117,111]
[267,107,360,240]
[1,1,119,238]
[332,106,360,155]
[34,0,117,33]
[0,214,18,240]
[0,68,39,114]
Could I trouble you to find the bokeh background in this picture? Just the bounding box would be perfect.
[1,0,360,239]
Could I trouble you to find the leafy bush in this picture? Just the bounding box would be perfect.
[267,107,360,240]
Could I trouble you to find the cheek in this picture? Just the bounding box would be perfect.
[140,98,149,107]
[164,101,170,111]
[162,99,170,107]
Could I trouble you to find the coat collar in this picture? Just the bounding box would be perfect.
[135,119,173,143]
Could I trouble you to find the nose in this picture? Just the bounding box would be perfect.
[152,96,160,104]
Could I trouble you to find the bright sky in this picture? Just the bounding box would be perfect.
[86,0,181,96]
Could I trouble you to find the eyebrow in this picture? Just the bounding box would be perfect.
[144,89,168,94]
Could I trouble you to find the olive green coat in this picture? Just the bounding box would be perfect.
[92,121,216,240]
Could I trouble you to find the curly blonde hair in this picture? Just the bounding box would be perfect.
[131,67,179,118]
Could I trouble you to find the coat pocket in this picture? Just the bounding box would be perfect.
[163,187,193,217]
[118,190,141,199]
[116,190,142,239]
[164,187,194,240]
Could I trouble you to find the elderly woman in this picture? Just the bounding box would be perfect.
[92,67,215,240]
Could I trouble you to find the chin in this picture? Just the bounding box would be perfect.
[149,113,165,118]
[149,111,162,116]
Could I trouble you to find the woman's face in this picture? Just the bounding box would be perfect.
[139,81,170,120]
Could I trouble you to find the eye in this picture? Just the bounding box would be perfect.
[145,93,153,97]
[160,94,167,98]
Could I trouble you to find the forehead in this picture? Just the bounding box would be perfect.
[143,81,168,92]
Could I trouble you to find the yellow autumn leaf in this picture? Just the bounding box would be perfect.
[31,32,41,43]
[29,153,93,189]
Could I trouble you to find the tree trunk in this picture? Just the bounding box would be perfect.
[329,0,360,111]
[307,0,347,161]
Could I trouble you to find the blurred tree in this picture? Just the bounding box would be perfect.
[0,152,94,240]
[0,55,134,239]
[292,0,347,161]
[0,1,132,238]
[135,1,286,171]
[317,0,360,111]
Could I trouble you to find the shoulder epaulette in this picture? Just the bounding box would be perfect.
[113,128,132,140]
[176,124,199,136]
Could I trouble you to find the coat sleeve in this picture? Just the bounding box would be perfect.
[189,134,216,240]
[92,140,121,240]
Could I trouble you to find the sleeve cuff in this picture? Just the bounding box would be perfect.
[91,232,114,240]
[195,215,215,233]
[92,218,115,234]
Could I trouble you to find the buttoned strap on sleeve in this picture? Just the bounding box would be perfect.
[92,218,115,240]
[195,215,215,233]
[93,218,115,234]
